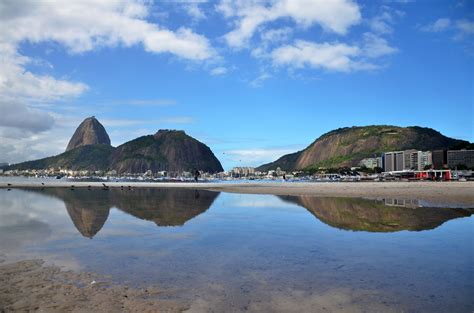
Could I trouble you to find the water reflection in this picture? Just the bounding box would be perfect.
[279,195,474,232]
[1,189,473,312]
[29,188,220,238]
[17,189,474,238]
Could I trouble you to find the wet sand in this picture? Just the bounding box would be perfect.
[0,259,410,313]
[208,181,474,206]
[2,180,473,206]
[0,259,186,312]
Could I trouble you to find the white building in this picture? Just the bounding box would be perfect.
[231,167,255,177]
[384,150,432,172]
[359,157,382,169]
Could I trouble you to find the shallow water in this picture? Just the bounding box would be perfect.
[0,188,473,312]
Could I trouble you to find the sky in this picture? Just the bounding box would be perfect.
[0,0,473,170]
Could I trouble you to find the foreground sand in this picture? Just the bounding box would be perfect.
[0,259,185,313]
[2,180,474,206]
[0,259,408,313]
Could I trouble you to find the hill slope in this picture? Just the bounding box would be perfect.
[257,125,470,171]
[8,144,114,171]
[109,130,224,173]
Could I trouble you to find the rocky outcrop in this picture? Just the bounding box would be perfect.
[66,116,111,152]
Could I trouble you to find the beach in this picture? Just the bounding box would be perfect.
[2,180,473,206]
[0,259,185,312]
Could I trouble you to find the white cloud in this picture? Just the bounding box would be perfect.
[242,4,399,80]
[272,40,361,72]
[0,44,88,102]
[184,2,207,21]
[421,18,452,32]
[261,27,293,44]
[362,33,398,58]
[249,28,294,59]
[271,34,397,72]
[210,67,228,76]
[217,0,361,48]
[0,99,55,133]
[249,72,272,87]
[369,6,404,35]
[456,19,474,36]
[420,18,474,42]
[0,0,215,60]
[0,0,215,113]
[0,126,70,163]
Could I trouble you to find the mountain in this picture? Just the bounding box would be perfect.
[66,116,111,151]
[7,119,223,173]
[257,125,470,171]
[109,130,223,174]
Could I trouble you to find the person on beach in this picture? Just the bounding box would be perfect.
[194,170,200,182]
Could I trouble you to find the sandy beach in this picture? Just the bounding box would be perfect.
[0,259,408,313]
[0,259,186,313]
[2,180,473,206]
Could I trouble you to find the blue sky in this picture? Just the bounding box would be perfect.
[0,0,472,170]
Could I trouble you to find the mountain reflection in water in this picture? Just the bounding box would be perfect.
[30,188,220,238]
[279,195,474,232]
[23,188,474,237]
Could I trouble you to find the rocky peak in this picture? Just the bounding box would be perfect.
[66,116,111,152]
[153,129,186,139]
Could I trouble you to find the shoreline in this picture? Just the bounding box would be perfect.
[1,181,473,206]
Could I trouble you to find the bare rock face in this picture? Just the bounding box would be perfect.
[66,117,111,152]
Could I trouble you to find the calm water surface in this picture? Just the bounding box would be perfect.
[0,188,473,312]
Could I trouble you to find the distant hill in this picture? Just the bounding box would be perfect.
[257,125,471,171]
[109,130,224,173]
[66,116,111,151]
[9,144,115,171]
[7,119,224,174]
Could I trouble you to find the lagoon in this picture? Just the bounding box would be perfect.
[0,188,473,312]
